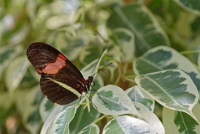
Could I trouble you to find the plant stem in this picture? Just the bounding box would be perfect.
[93,115,107,124]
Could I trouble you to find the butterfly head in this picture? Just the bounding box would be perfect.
[85,76,94,91]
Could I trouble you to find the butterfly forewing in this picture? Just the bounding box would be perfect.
[27,42,88,105]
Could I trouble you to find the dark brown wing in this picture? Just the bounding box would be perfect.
[40,74,82,105]
[27,42,84,81]
[27,42,87,105]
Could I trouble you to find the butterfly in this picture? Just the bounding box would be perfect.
[27,42,94,105]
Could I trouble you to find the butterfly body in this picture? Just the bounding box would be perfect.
[27,42,93,105]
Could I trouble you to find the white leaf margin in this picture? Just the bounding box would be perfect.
[135,69,199,123]
[77,123,100,134]
[103,115,156,134]
[134,102,165,134]
[174,0,200,15]
[134,46,200,75]
[46,105,78,134]
[92,85,140,116]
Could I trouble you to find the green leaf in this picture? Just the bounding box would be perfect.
[81,49,107,79]
[39,97,56,122]
[15,86,43,134]
[110,28,135,61]
[175,111,198,133]
[0,92,14,123]
[70,105,100,134]
[57,34,87,61]
[79,43,103,65]
[126,86,155,111]
[5,56,29,91]
[134,46,198,74]
[0,45,22,80]
[162,108,179,133]
[174,0,200,14]
[134,102,165,134]
[134,46,200,94]
[108,3,170,55]
[198,54,200,68]
[77,123,99,134]
[47,106,78,134]
[92,85,140,116]
[135,69,199,122]
[41,105,65,134]
[41,99,79,134]
[163,107,200,134]
[103,115,156,134]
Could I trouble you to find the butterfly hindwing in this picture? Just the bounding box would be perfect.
[40,74,81,105]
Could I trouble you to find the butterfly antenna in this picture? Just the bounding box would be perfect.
[91,58,100,75]
[92,62,112,77]
[91,48,109,77]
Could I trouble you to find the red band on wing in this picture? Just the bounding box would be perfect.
[58,53,67,61]
[42,56,66,74]
[82,77,86,84]
[36,69,43,74]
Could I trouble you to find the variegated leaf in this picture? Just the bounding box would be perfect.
[135,69,199,122]
[92,85,140,116]
[78,123,99,134]
[126,86,155,111]
[103,116,156,134]
[134,46,200,94]
[46,106,78,134]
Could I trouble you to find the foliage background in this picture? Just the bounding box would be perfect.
[1,0,200,134]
